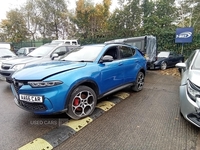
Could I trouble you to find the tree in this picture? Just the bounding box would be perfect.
[176,0,200,33]
[0,9,29,42]
[73,0,111,40]
[141,0,177,35]
[108,0,142,38]
[36,0,69,39]
[21,0,41,41]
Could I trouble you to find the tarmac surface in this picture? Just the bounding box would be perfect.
[1,70,200,150]
[54,70,200,150]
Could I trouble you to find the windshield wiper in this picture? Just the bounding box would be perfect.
[77,60,93,62]
[1,55,13,58]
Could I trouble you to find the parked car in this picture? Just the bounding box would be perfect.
[0,48,17,79]
[0,47,17,68]
[176,50,200,128]
[149,51,184,70]
[16,47,36,56]
[10,43,146,119]
[0,44,77,83]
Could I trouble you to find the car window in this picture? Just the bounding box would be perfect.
[192,51,200,70]
[52,46,68,56]
[28,45,55,57]
[29,49,35,53]
[186,51,196,69]
[17,48,25,54]
[119,46,134,58]
[104,46,118,60]
[29,48,35,52]
[71,41,78,45]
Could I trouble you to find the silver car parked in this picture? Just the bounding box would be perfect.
[176,49,200,127]
[0,44,78,83]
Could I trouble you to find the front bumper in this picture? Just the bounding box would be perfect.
[11,82,69,115]
[0,69,14,83]
[147,62,160,70]
[180,85,200,128]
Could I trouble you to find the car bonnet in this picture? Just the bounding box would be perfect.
[3,56,42,65]
[12,61,87,80]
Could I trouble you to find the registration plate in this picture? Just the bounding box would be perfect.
[19,94,43,103]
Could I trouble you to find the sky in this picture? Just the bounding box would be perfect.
[0,0,119,21]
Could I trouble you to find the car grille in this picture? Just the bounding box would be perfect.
[1,64,11,70]
[12,79,47,111]
[187,113,200,126]
[18,100,47,111]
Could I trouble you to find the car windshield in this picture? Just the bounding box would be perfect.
[157,51,170,58]
[0,48,16,57]
[61,45,103,62]
[27,45,55,57]
[193,51,200,69]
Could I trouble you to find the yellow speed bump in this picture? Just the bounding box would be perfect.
[18,138,53,150]
[96,101,115,111]
[114,92,130,100]
[63,117,93,132]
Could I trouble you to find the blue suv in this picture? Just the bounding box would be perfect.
[11,43,146,119]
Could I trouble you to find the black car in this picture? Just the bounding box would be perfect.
[150,51,184,70]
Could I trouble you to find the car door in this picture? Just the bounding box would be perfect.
[99,46,124,93]
[118,46,138,83]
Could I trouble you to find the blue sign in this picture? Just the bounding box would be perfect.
[175,27,193,43]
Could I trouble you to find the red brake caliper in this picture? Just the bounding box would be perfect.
[73,98,81,111]
[74,98,80,106]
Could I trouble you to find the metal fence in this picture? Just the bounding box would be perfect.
[12,40,51,50]
[12,34,200,58]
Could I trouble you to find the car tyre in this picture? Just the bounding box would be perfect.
[161,61,167,70]
[132,71,145,92]
[67,86,97,120]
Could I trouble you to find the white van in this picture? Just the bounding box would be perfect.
[0,42,11,49]
[51,40,80,46]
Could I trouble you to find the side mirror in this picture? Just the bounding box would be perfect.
[175,62,186,69]
[100,55,114,63]
[176,62,186,75]
[51,53,59,60]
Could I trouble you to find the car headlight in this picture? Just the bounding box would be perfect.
[12,64,25,71]
[28,80,63,88]
[187,80,200,102]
